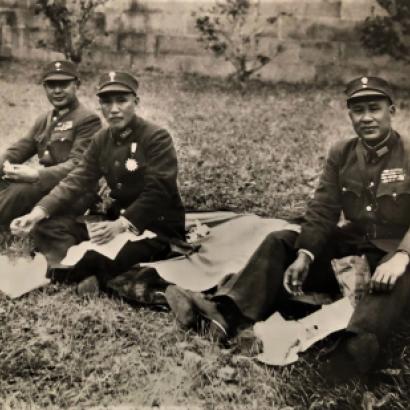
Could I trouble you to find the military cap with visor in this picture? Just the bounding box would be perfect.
[42,60,79,82]
[96,71,139,96]
[345,76,394,104]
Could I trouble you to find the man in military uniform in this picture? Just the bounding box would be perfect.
[0,61,101,226]
[166,76,410,380]
[10,71,185,296]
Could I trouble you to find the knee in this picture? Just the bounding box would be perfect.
[262,231,293,251]
[32,217,75,242]
[2,182,44,201]
[33,218,56,237]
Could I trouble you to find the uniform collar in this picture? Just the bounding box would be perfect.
[110,115,140,144]
[52,98,79,119]
[360,129,398,163]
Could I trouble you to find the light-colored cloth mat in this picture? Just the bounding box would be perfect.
[142,214,300,291]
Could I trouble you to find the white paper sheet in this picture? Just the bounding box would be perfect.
[60,230,157,266]
[0,253,49,298]
[254,297,354,366]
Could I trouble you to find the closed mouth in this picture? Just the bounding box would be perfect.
[361,126,378,132]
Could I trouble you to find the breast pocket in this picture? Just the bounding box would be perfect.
[376,178,410,224]
[47,129,75,163]
[340,179,363,220]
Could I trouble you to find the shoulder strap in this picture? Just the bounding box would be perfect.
[400,134,410,175]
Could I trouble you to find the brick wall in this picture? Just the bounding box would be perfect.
[0,0,407,85]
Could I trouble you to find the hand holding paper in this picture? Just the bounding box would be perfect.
[61,229,157,266]
[87,219,128,245]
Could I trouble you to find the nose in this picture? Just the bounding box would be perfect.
[361,109,373,122]
[52,85,64,93]
[109,102,120,113]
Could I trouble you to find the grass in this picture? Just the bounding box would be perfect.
[0,60,410,409]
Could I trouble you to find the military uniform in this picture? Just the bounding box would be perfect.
[0,61,101,225]
[166,77,410,369]
[215,129,410,324]
[32,73,185,285]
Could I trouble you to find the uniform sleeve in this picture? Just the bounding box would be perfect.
[37,114,101,191]
[397,231,410,254]
[0,118,43,172]
[123,129,179,232]
[36,135,103,216]
[295,143,343,257]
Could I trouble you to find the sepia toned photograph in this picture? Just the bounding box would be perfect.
[0,0,409,409]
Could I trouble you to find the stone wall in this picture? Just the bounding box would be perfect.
[0,0,406,85]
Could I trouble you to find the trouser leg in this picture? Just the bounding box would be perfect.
[213,230,298,322]
[72,238,170,286]
[0,181,49,226]
[33,215,87,268]
[212,227,371,324]
[347,264,410,343]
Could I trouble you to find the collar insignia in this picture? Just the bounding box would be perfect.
[119,128,132,139]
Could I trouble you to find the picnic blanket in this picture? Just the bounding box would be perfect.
[142,213,300,292]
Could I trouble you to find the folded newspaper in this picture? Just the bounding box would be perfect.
[254,297,354,366]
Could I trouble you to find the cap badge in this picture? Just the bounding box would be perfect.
[109,71,116,82]
[361,77,368,88]
[55,62,62,70]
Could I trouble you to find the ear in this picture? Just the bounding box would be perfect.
[389,104,396,115]
[135,95,140,105]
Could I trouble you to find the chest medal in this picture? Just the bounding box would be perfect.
[125,142,138,172]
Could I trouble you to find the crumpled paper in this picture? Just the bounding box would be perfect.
[254,297,354,366]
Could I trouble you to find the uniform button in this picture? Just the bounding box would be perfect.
[44,150,50,155]
[342,187,347,192]
[366,205,372,212]
[393,192,397,199]
[369,181,375,188]
[114,160,120,167]
[116,182,123,189]
[120,209,125,215]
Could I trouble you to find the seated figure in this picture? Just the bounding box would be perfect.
[165,76,410,382]
[0,60,101,226]
[10,71,185,296]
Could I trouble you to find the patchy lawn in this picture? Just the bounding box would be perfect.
[0,60,409,409]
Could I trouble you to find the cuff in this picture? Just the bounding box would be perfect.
[118,216,140,235]
[33,205,50,219]
[298,248,315,262]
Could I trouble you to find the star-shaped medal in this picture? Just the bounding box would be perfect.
[125,158,138,171]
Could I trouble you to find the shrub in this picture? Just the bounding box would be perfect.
[33,0,108,63]
[193,0,287,83]
[361,0,410,63]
